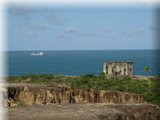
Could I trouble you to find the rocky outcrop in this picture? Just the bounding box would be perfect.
[4,85,144,106]
[98,104,160,120]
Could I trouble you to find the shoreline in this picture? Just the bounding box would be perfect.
[4,74,156,78]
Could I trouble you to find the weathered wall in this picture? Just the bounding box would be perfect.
[103,62,133,76]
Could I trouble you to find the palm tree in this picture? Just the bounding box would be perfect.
[144,66,151,76]
[144,66,151,92]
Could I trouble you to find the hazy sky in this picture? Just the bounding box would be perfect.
[7,5,155,51]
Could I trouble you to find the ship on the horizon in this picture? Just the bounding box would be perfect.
[30,51,44,56]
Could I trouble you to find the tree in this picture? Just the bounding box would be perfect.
[144,66,151,76]
[144,66,151,92]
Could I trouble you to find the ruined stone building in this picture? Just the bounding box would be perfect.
[103,62,133,76]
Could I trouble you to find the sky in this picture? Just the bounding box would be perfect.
[7,5,156,51]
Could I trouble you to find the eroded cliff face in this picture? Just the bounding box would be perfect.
[4,85,144,106]
[3,84,160,120]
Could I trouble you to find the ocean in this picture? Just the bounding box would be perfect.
[7,50,160,76]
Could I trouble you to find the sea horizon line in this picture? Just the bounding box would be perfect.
[4,49,160,52]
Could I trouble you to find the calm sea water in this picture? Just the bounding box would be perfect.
[7,50,160,76]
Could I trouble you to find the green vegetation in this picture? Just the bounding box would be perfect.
[144,66,151,76]
[6,73,160,105]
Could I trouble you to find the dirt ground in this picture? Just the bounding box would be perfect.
[7,103,118,120]
[6,103,160,120]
